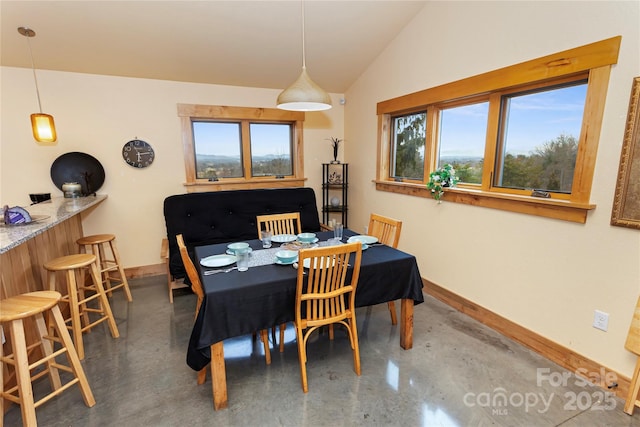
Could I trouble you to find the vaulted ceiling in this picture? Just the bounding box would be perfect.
[1,1,427,93]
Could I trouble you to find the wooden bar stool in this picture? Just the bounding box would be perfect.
[0,291,95,426]
[77,234,133,302]
[44,253,120,360]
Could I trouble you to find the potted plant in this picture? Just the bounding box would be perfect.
[427,164,459,202]
[327,137,343,164]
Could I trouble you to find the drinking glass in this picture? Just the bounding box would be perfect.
[334,223,344,241]
[261,230,272,248]
[236,248,249,271]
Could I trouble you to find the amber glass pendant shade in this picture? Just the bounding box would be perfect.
[31,113,57,144]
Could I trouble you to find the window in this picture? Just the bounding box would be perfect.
[249,123,293,177]
[391,112,426,180]
[495,82,587,194]
[178,104,305,191]
[437,101,488,184]
[193,122,242,179]
[376,37,621,223]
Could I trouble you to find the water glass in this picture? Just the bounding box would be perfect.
[261,230,272,248]
[333,223,344,241]
[236,248,250,271]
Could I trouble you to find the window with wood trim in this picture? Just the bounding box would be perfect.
[178,104,306,191]
[376,37,621,223]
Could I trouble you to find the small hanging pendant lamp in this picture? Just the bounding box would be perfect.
[18,26,57,145]
[277,1,332,112]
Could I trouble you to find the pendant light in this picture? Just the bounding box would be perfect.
[18,26,57,145]
[277,1,332,111]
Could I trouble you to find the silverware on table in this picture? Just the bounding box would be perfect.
[204,267,238,275]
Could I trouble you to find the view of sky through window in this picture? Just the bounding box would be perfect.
[438,84,587,160]
[502,83,587,156]
[193,122,290,157]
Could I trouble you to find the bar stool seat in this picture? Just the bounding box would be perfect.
[0,291,95,426]
[44,253,119,360]
[77,233,133,302]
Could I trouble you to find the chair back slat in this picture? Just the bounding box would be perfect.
[368,213,402,248]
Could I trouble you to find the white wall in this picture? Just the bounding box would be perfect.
[0,68,344,269]
[345,1,640,378]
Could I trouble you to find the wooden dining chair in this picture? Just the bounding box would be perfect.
[256,212,302,240]
[368,213,403,325]
[177,234,272,386]
[294,242,363,393]
[256,212,302,351]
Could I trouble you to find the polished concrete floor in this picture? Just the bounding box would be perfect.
[4,275,640,426]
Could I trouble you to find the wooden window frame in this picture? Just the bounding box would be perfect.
[375,36,621,223]
[178,104,306,192]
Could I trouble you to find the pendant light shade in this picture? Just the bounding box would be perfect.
[31,113,57,143]
[277,1,332,112]
[277,67,332,111]
[19,26,57,145]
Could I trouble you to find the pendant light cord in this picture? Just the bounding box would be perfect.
[25,34,44,113]
[301,0,306,70]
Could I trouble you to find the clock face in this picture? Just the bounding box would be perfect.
[122,139,155,168]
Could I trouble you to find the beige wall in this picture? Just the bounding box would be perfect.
[345,1,640,378]
[0,68,344,268]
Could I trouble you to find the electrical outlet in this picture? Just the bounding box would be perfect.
[593,310,609,331]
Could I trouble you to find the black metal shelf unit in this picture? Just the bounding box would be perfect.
[322,163,348,228]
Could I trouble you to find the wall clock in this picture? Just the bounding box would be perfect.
[122,139,155,168]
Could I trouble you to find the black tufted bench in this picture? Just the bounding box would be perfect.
[162,187,321,302]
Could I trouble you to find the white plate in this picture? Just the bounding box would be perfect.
[302,258,337,269]
[297,237,319,244]
[275,257,298,266]
[200,254,237,267]
[348,235,378,245]
[271,234,297,243]
[226,248,253,255]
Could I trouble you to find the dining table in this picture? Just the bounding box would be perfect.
[187,229,424,410]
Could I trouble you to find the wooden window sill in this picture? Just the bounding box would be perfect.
[374,180,595,223]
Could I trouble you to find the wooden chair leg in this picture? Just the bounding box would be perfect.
[388,300,397,325]
[349,319,361,376]
[89,262,120,339]
[50,304,96,407]
[279,323,286,352]
[109,240,133,302]
[34,310,62,390]
[260,329,271,365]
[66,269,85,360]
[197,367,207,385]
[296,326,308,393]
[625,357,640,414]
[10,319,38,426]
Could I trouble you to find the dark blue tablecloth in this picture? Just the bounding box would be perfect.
[187,230,424,371]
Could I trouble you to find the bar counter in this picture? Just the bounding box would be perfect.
[0,195,107,298]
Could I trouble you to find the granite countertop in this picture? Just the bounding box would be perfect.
[0,195,108,254]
